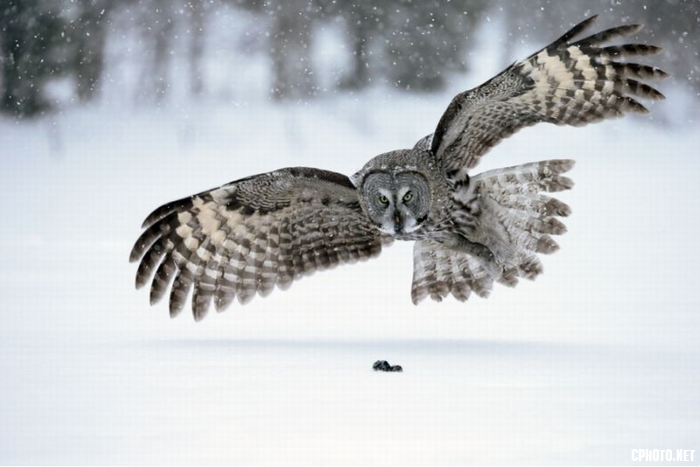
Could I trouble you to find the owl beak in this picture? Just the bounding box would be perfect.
[394,212,403,233]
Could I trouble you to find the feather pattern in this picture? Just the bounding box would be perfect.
[130,168,390,320]
[430,15,667,176]
[411,160,574,304]
[411,240,493,305]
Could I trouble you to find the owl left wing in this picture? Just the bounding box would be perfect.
[411,159,575,304]
[427,15,667,177]
[130,167,391,320]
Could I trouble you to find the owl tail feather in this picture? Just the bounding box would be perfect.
[411,159,574,304]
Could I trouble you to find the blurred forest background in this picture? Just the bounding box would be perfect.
[0,0,698,120]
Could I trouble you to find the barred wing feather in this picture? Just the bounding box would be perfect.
[411,160,575,304]
[130,168,389,320]
[430,15,667,176]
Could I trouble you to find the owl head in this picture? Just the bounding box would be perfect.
[352,149,443,236]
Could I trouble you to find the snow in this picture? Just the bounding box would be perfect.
[1,337,697,465]
[1,14,699,466]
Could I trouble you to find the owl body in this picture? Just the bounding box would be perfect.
[353,148,506,276]
[130,16,667,319]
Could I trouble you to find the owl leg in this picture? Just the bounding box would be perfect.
[440,233,503,279]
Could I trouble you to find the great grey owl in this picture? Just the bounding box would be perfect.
[130,16,666,320]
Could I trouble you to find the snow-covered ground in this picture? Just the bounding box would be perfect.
[1,15,699,465]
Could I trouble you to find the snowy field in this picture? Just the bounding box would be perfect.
[1,16,700,466]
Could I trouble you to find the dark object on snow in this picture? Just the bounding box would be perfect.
[373,360,403,372]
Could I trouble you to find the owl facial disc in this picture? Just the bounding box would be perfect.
[361,171,431,236]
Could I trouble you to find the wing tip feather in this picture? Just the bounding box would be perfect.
[554,159,576,174]
[554,15,599,46]
[129,247,141,263]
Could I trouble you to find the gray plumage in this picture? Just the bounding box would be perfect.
[130,16,666,319]
[131,168,390,320]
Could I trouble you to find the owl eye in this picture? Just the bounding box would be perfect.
[378,195,390,205]
[403,192,413,202]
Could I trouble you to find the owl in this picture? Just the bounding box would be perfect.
[130,16,666,320]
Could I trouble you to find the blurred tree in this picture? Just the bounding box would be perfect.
[149,0,175,102]
[260,0,487,99]
[6,0,695,115]
[0,0,488,112]
[186,0,208,96]
[332,1,375,90]
[227,0,265,13]
[267,0,319,100]
[73,0,111,102]
[329,0,486,92]
[643,0,700,94]
[0,0,69,118]
[115,0,178,103]
[381,0,486,91]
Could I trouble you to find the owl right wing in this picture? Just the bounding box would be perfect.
[426,15,667,178]
[130,167,391,320]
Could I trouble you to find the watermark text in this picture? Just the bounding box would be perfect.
[632,449,695,462]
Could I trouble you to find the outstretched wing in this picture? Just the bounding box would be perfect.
[411,159,574,304]
[130,167,390,320]
[428,15,668,177]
